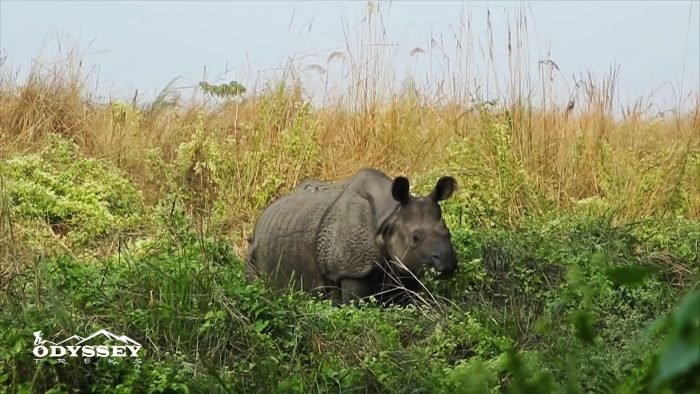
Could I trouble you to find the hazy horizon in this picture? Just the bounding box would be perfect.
[1,0,698,113]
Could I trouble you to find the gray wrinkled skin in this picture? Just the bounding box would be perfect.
[246,168,459,305]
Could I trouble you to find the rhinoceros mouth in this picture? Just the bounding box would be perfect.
[434,270,456,279]
[390,265,419,278]
[426,264,457,279]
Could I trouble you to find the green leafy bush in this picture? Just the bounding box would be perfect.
[2,134,145,253]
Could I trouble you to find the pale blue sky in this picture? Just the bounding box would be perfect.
[1,1,698,111]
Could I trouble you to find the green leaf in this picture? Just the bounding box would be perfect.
[254,320,270,333]
[673,290,700,326]
[604,265,659,288]
[640,314,671,343]
[12,338,24,355]
[571,310,596,345]
[653,336,700,388]
[651,290,700,390]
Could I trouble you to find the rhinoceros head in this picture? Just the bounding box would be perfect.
[377,175,458,280]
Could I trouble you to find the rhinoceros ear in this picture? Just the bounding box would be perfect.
[391,176,411,205]
[429,176,457,202]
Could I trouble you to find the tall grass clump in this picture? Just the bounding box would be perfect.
[1,1,698,393]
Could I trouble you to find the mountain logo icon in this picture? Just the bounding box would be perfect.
[75,329,141,346]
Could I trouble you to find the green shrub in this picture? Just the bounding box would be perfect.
[2,134,145,254]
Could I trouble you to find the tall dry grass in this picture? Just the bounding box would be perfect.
[0,2,698,254]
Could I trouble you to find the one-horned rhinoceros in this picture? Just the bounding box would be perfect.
[245,168,459,305]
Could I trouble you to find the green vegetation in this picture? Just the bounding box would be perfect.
[1,3,698,393]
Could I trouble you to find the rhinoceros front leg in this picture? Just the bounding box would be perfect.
[339,278,370,304]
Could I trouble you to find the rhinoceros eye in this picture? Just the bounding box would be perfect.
[412,231,421,245]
